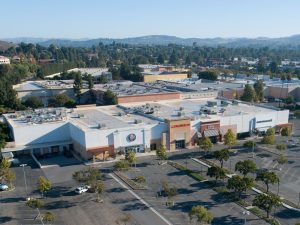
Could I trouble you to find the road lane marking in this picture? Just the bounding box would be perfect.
[109,173,173,225]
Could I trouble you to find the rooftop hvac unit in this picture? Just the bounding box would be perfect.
[97,123,106,129]
[134,119,142,124]
[178,111,185,117]
[78,114,85,118]
[118,112,125,116]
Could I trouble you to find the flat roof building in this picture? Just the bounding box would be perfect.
[0,56,10,64]
[13,80,91,105]
[3,98,290,161]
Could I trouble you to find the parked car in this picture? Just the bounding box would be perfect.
[0,184,9,191]
[74,185,90,194]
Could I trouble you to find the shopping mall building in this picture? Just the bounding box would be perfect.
[2,98,290,160]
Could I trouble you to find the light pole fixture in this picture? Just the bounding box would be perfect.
[20,164,28,198]
[242,210,250,224]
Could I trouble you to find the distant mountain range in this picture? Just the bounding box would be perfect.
[2,35,300,48]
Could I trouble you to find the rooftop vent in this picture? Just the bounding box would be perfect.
[178,111,185,117]
[97,123,106,129]
[134,119,142,124]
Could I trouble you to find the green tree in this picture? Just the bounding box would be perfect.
[227,175,254,198]
[261,128,275,145]
[198,71,218,81]
[0,158,11,170]
[276,144,286,151]
[103,90,117,105]
[3,169,16,189]
[198,137,213,155]
[269,61,278,73]
[235,160,257,177]
[285,96,294,105]
[36,68,45,79]
[92,181,105,202]
[156,144,168,161]
[157,54,165,64]
[73,167,101,185]
[23,96,43,109]
[256,171,280,192]
[26,198,44,209]
[161,181,177,206]
[253,80,264,102]
[207,166,226,184]
[241,84,256,102]
[42,212,55,222]
[48,93,75,108]
[114,160,130,171]
[214,149,230,168]
[275,155,288,169]
[133,176,146,184]
[243,140,256,149]
[281,127,291,136]
[224,129,236,150]
[169,50,178,65]
[73,72,83,103]
[125,150,137,168]
[253,193,281,218]
[38,176,52,197]
[87,74,94,89]
[189,205,214,225]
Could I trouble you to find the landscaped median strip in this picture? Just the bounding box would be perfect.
[167,161,206,182]
[191,157,300,212]
[113,171,147,190]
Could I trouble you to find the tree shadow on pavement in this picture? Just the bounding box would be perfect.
[0,216,14,223]
[46,186,75,198]
[111,198,137,204]
[171,200,214,213]
[212,215,244,225]
[122,202,149,211]
[106,187,127,193]
[275,207,300,219]
[136,162,152,168]
[256,153,272,158]
[44,200,76,210]
[176,188,196,195]
[0,197,24,203]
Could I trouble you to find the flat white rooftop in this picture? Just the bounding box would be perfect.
[120,98,279,121]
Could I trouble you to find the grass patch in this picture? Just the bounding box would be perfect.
[114,171,147,190]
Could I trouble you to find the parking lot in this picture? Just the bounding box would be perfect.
[123,157,268,225]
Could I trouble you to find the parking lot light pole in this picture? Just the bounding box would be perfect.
[242,210,250,224]
[20,164,28,197]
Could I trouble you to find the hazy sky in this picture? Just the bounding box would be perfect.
[2,0,300,39]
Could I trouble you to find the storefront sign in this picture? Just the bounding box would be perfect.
[170,123,190,128]
[127,133,136,142]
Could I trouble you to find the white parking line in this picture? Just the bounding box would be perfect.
[109,173,173,225]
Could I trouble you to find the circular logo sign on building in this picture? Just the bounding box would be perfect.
[127,133,136,142]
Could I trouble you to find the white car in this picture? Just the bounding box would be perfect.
[74,185,90,194]
[0,184,9,191]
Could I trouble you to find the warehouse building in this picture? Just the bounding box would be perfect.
[13,80,91,105]
[2,98,290,161]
